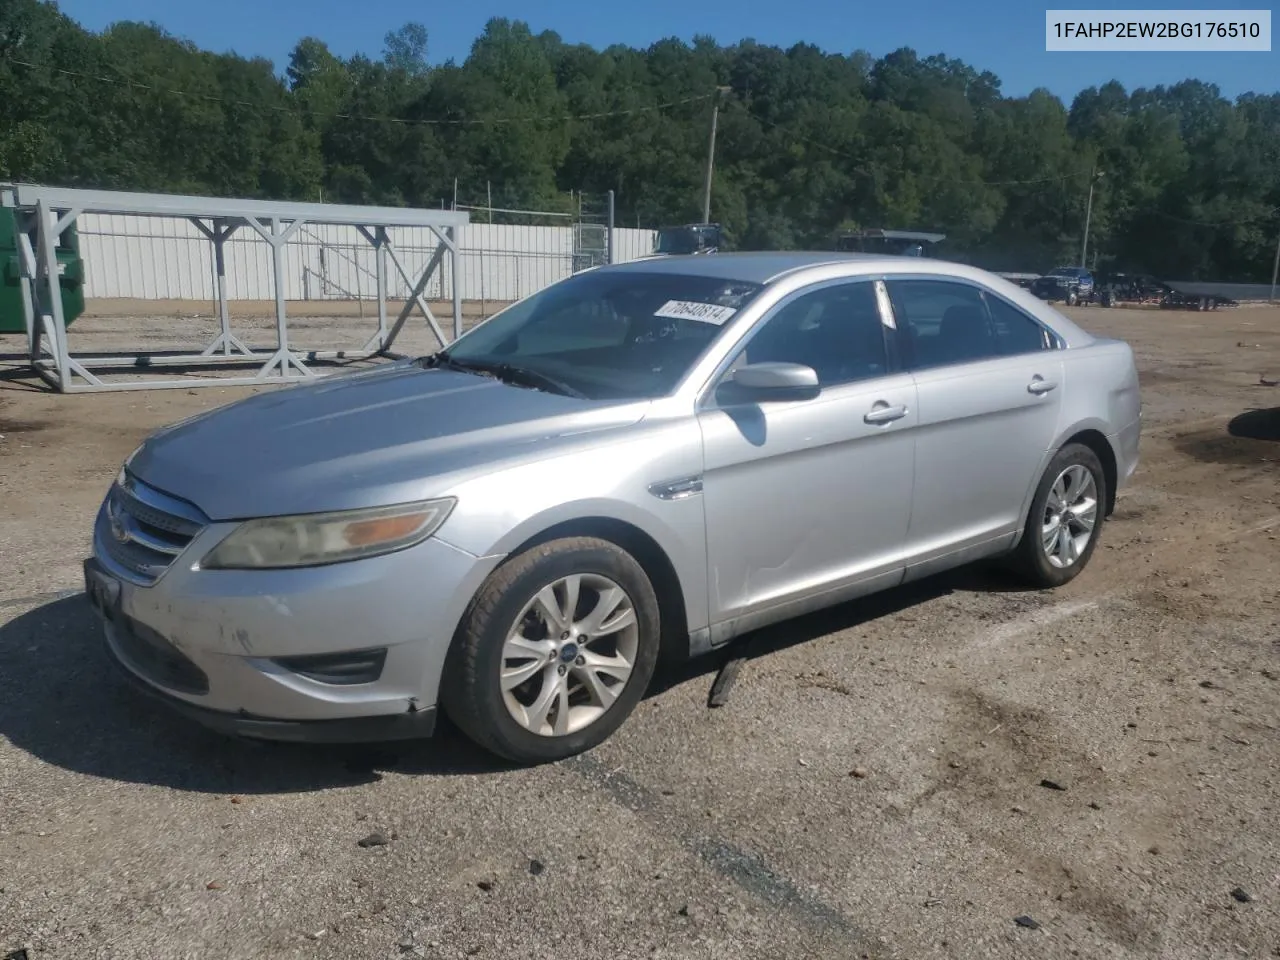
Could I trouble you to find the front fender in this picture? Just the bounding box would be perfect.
[432,424,711,637]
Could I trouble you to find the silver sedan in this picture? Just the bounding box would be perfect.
[86,252,1142,764]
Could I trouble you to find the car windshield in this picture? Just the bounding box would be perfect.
[435,270,764,401]
[1049,267,1084,277]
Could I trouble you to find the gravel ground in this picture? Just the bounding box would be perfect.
[1,301,1278,960]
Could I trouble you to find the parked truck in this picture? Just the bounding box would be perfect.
[654,222,723,255]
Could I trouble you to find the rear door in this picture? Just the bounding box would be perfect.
[884,277,1065,579]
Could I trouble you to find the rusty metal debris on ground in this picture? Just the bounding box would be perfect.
[707,643,754,707]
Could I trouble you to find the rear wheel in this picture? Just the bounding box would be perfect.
[1007,443,1107,588]
[441,537,661,765]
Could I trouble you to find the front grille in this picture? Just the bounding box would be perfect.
[98,473,207,584]
[112,615,210,695]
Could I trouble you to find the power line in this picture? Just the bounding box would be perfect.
[1149,207,1279,228]
[738,101,1094,187]
[3,56,714,126]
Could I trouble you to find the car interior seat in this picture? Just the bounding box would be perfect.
[806,295,885,384]
[933,303,995,364]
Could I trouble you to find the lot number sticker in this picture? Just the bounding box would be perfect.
[653,299,738,326]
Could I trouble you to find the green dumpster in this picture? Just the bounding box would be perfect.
[0,207,86,334]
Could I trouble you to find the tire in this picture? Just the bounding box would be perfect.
[1007,443,1108,589]
[1065,289,1079,307]
[441,536,661,765]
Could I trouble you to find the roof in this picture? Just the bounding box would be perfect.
[593,252,1097,350]
[601,251,887,284]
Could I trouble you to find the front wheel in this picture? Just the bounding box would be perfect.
[1065,289,1080,307]
[441,537,661,764]
[1006,443,1107,588]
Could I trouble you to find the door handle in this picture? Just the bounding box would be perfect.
[1027,377,1058,395]
[864,403,908,425]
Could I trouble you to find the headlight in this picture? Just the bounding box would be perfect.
[118,443,144,483]
[200,498,456,570]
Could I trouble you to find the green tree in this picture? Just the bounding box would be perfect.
[3,2,1277,281]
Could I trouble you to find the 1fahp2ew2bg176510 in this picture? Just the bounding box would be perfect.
[1045,9,1272,51]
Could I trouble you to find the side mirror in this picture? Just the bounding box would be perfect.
[719,362,820,403]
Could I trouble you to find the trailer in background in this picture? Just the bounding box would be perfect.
[1095,272,1237,310]
[995,272,1040,289]
[834,229,946,258]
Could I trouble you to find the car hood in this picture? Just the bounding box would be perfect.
[128,360,649,520]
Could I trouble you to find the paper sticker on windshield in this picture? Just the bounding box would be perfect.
[653,299,737,326]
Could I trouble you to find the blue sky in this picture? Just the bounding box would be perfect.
[55,0,1276,103]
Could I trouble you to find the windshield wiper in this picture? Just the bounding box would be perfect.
[419,351,587,399]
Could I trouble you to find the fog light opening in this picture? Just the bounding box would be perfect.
[272,648,388,685]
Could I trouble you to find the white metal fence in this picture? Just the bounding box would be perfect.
[76,214,658,303]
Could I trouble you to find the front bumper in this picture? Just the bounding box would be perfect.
[1032,284,1081,301]
[88,501,503,742]
[102,628,437,742]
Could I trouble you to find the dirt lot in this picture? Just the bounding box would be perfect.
[1,301,1278,960]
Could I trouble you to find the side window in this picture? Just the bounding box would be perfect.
[885,279,997,370]
[985,294,1051,355]
[733,280,889,388]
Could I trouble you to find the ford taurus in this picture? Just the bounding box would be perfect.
[86,252,1142,764]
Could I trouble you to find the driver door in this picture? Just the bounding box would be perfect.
[696,277,918,639]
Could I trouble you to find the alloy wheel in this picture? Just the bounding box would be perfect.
[1041,463,1099,569]
[500,573,639,736]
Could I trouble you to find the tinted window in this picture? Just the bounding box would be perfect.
[514,299,629,354]
[732,280,888,388]
[886,279,998,369]
[446,271,763,400]
[986,294,1051,356]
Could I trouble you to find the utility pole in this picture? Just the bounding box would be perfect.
[702,86,731,224]
[607,189,616,264]
[1271,224,1279,303]
[1080,164,1105,269]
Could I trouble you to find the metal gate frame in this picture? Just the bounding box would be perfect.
[9,184,470,393]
